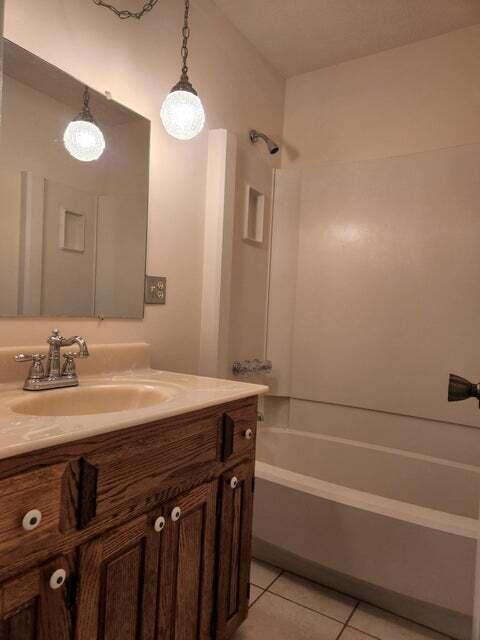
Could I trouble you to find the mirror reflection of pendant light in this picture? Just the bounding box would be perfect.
[64,86,106,162]
[161,0,205,141]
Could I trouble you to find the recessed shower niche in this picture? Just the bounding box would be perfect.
[243,183,265,244]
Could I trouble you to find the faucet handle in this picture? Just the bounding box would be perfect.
[62,352,77,377]
[15,353,46,381]
[15,353,46,363]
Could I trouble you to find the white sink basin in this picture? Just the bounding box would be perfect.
[10,383,173,417]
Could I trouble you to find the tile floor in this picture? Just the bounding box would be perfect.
[234,559,453,640]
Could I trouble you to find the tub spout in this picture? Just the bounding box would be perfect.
[448,373,480,405]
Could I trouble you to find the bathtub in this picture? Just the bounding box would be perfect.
[253,427,480,640]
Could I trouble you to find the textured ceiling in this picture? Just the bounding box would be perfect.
[213,0,480,77]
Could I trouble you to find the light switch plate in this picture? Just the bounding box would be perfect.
[145,276,167,305]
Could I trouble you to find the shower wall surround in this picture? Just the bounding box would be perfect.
[292,145,480,429]
[1,0,284,372]
[268,24,480,431]
[258,27,480,635]
[283,24,480,167]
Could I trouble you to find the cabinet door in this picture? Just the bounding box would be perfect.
[75,511,163,640]
[216,462,255,639]
[0,555,73,640]
[157,480,218,640]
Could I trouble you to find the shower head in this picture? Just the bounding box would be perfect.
[249,129,280,155]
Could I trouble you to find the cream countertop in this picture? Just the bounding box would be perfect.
[0,369,268,460]
[0,343,268,460]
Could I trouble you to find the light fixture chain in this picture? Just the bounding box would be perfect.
[83,86,90,109]
[92,0,159,20]
[181,0,191,77]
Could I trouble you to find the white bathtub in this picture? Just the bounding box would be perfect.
[253,427,480,639]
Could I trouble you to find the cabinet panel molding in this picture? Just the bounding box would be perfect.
[216,461,255,639]
[0,555,73,640]
[75,512,162,640]
[157,480,218,640]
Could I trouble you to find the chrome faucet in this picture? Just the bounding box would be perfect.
[232,359,272,377]
[15,329,89,391]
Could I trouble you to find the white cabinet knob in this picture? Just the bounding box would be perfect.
[230,476,239,489]
[22,509,42,531]
[171,507,182,522]
[154,516,166,533]
[49,569,67,590]
[244,428,254,440]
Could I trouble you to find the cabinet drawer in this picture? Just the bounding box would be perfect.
[0,463,72,559]
[222,403,257,462]
[80,414,221,526]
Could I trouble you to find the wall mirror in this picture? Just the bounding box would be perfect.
[0,40,150,319]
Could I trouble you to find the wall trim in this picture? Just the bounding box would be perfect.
[199,129,237,378]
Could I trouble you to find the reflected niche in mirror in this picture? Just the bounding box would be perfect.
[0,40,150,319]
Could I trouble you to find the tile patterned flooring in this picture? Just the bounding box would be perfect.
[234,560,453,640]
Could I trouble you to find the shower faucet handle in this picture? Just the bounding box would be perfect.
[448,373,480,405]
[232,359,273,377]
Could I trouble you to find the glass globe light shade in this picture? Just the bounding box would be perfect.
[64,119,106,162]
[161,89,205,141]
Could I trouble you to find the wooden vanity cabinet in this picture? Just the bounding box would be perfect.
[75,512,163,640]
[216,461,255,640]
[0,396,258,640]
[157,480,218,640]
[0,555,74,640]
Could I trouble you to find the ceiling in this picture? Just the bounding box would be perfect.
[213,0,480,78]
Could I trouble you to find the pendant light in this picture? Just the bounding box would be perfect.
[64,86,106,162]
[161,0,205,141]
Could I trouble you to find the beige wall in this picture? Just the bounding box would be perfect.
[0,169,21,314]
[269,25,480,434]
[0,3,3,131]
[1,0,284,371]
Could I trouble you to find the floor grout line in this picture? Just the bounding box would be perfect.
[269,565,363,610]
[261,589,356,627]
[251,561,452,640]
[347,620,453,640]
[335,601,360,640]
[249,566,284,610]
[248,586,266,610]
[250,570,284,592]
[350,601,453,639]
[261,564,361,626]
[264,569,284,591]
[342,625,383,640]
